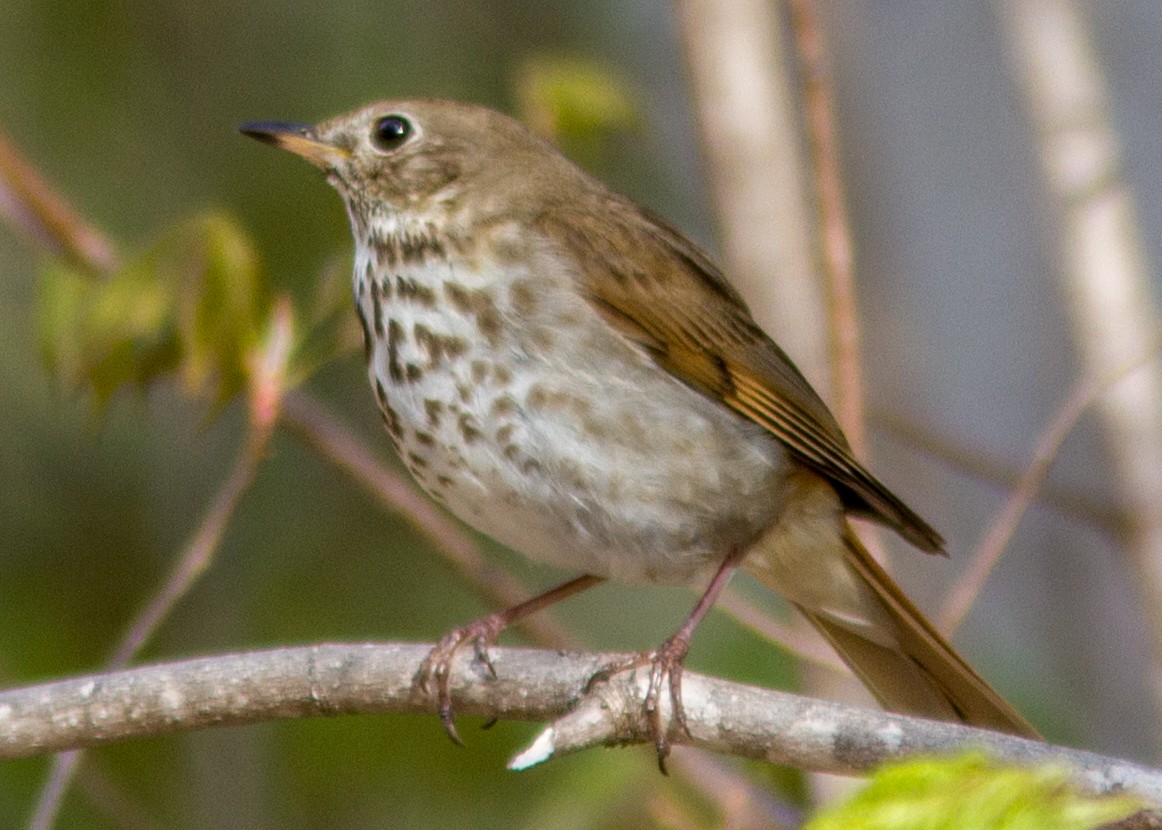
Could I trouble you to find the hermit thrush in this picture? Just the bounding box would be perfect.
[240,99,1038,759]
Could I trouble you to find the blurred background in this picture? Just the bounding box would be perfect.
[1,1,1160,828]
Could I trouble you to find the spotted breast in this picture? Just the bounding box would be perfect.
[352,216,790,585]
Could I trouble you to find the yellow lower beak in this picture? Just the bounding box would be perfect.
[238,121,350,169]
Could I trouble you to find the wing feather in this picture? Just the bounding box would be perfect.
[538,199,943,553]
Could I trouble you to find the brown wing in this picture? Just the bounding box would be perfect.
[537,198,944,553]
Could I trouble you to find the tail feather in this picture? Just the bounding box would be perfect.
[811,528,1038,737]
[754,521,1039,738]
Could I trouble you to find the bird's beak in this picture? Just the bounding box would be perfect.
[238,121,351,169]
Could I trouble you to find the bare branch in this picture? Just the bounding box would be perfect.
[673,0,829,390]
[940,338,1162,633]
[874,411,1127,540]
[0,127,119,273]
[785,0,866,453]
[1002,0,1162,718]
[2,644,1159,823]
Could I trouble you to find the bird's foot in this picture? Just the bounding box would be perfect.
[416,613,506,746]
[587,631,693,773]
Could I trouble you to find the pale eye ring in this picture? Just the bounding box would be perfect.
[371,114,412,151]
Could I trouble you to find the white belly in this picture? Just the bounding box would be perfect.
[353,246,791,585]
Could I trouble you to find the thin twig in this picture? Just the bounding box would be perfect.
[940,340,1162,633]
[0,128,119,274]
[785,0,865,453]
[673,0,830,388]
[874,411,1127,541]
[718,587,844,672]
[673,4,871,798]
[1003,0,1162,721]
[27,304,293,830]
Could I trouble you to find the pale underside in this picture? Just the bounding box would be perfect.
[353,217,800,586]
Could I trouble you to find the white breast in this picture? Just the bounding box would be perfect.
[352,225,791,586]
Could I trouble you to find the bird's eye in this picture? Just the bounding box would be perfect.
[371,115,413,151]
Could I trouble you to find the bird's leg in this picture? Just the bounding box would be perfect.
[588,549,745,772]
[418,574,605,744]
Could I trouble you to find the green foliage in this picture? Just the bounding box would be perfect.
[805,753,1142,830]
[513,54,639,152]
[38,213,268,407]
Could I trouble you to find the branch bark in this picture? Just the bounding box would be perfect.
[2,643,1159,823]
[1002,0,1162,727]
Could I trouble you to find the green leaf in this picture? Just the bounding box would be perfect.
[168,213,267,404]
[36,212,268,408]
[805,753,1142,830]
[513,54,639,151]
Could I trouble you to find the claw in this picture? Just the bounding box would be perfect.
[474,636,498,678]
[438,697,465,746]
[416,625,487,745]
[415,613,511,745]
[583,635,692,772]
[414,576,606,745]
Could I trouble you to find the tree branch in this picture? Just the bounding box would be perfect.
[1003,0,1162,725]
[2,644,1159,823]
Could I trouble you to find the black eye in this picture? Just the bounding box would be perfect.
[371,115,412,151]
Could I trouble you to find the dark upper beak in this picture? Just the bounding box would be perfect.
[238,121,350,169]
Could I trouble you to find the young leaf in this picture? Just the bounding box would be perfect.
[36,212,268,408]
[805,753,1142,830]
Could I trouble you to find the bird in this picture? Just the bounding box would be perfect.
[240,98,1039,761]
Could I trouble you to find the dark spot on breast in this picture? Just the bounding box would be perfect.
[509,279,538,316]
[444,336,469,359]
[405,363,424,382]
[374,378,388,407]
[526,383,550,410]
[369,280,385,338]
[414,324,470,369]
[490,396,518,418]
[444,282,503,346]
[424,399,444,427]
[526,383,587,415]
[476,306,502,346]
[399,230,446,265]
[407,452,429,469]
[495,423,515,444]
[530,327,555,350]
[521,459,543,476]
[379,402,403,444]
[458,413,482,444]
[373,227,449,268]
[414,430,436,447]
[492,364,513,385]
[436,475,454,488]
[470,360,489,384]
[444,282,472,313]
[456,383,471,403]
[387,319,405,383]
[396,275,437,307]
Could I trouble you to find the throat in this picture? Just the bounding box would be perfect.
[347,204,463,274]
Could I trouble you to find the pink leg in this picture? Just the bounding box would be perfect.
[419,574,605,744]
[590,550,746,771]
